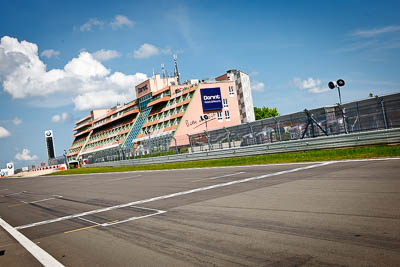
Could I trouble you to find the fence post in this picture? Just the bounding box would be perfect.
[224,127,231,148]
[273,117,281,142]
[356,102,361,131]
[379,99,389,129]
[186,134,193,153]
[248,122,255,145]
[204,130,212,150]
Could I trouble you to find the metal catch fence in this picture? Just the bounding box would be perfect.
[188,94,400,152]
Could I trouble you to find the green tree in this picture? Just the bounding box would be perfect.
[254,106,279,120]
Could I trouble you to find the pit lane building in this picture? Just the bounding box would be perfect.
[67,69,255,162]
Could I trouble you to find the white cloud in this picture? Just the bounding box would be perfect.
[293,77,329,94]
[12,117,22,125]
[41,49,60,59]
[52,112,70,123]
[80,18,104,32]
[15,148,38,161]
[0,126,11,138]
[110,15,134,29]
[92,49,121,62]
[133,43,160,59]
[352,25,400,38]
[132,43,172,59]
[252,81,265,92]
[0,36,148,111]
[64,51,110,78]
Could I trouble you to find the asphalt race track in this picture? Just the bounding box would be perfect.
[1,158,400,266]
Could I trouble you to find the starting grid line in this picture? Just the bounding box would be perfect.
[15,161,333,230]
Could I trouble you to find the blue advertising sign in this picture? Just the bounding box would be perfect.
[200,88,223,111]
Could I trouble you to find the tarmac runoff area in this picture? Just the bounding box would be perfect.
[0,159,400,266]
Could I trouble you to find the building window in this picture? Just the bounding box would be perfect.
[217,111,222,122]
[225,110,230,121]
[223,98,228,109]
[229,86,234,96]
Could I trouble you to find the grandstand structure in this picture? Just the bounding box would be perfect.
[67,69,254,163]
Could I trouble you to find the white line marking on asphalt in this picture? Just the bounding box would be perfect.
[0,218,65,267]
[78,217,100,225]
[0,188,8,191]
[1,191,27,197]
[8,196,63,208]
[41,157,400,178]
[106,175,142,182]
[192,172,246,182]
[15,162,332,230]
[30,197,61,204]
[101,206,166,227]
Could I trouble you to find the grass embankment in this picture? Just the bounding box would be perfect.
[48,144,400,176]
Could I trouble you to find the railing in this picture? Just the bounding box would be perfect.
[86,128,400,167]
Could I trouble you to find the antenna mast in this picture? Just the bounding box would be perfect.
[161,63,166,78]
[173,54,180,85]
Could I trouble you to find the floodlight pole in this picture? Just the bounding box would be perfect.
[335,86,348,134]
[329,80,348,134]
[337,86,343,106]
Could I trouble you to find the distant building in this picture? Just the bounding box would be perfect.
[67,70,251,162]
[45,130,56,161]
[216,70,255,123]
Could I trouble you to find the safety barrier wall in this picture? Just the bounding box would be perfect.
[86,128,400,168]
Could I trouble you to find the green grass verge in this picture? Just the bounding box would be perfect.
[48,144,400,176]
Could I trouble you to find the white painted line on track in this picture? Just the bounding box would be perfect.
[192,172,246,182]
[1,191,27,197]
[42,157,400,178]
[44,162,319,177]
[15,161,333,230]
[78,217,100,225]
[106,175,142,182]
[101,206,166,227]
[0,188,8,191]
[0,217,65,267]
[8,196,63,208]
[29,197,61,204]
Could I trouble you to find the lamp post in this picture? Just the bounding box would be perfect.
[328,79,348,134]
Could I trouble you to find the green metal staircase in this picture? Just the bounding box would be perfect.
[123,107,152,149]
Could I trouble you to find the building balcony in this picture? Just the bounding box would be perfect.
[147,96,171,107]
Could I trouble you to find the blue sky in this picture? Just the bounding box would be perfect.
[1,0,400,168]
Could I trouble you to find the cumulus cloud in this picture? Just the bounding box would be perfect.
[41,49,60,59]
[0,126,11,138]
[0,36,148,110]
[251,81,265,92]
[293,77,329,94]
[352,25,400,38]
[15,148,38,161]
[132,43,171,59]
[111,15,134,29]
[52,112,70,123]
[12,117,22,125]
[133,43,160,59]
[80,18,104,32]
[92,49,121,61]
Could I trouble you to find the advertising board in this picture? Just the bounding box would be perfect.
[200,87,223,111]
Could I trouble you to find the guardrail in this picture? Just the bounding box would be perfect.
[86,128,400,168]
